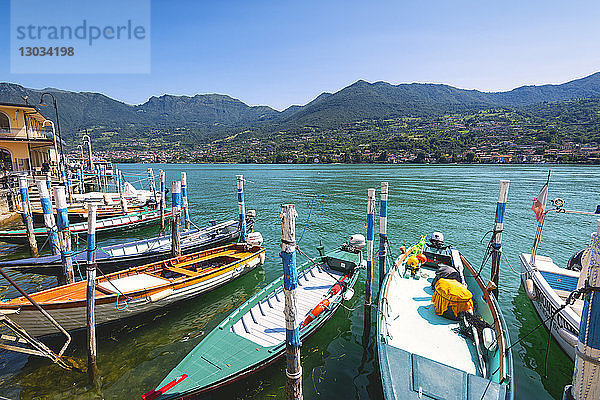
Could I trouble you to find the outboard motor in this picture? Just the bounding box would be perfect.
[348,234,366,250]
[246,231,263,247]
[246,209,257,232]
[246,231,265,265]
[430,231,445,249]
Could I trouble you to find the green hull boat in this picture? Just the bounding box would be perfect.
[144,241,364,399]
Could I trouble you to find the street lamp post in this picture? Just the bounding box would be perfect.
[82,134,93,172]
[39,93,65,171]
[42,120,64,185]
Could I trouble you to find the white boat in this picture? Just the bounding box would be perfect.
[378,236,513,400]
[520,253,583,360]
[519,181,596,361]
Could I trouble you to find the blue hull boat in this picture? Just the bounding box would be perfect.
[0,220,244,276]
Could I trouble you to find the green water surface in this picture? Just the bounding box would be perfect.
[0,163,596,399]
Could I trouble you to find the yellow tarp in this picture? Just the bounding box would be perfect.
[432,278,473,317]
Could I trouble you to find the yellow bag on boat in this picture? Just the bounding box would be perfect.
[432,278,473,317]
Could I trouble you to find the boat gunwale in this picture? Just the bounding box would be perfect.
[377,243,513,395]
[0,208,174,237]
[156,250,362,399]
[0,244,265,310]
[519,253,580,325]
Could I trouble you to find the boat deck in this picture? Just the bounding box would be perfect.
[384,266,479,375]
[231,263,342,347]
[2,245,258,306]
[522,253,583,316]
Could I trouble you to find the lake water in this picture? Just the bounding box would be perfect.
[0,163,597,399]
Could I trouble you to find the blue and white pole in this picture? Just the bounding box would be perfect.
[280,204,302,399]
[78,165,84,194]
[147,168,158,204]
[115,168,121,196]
[86,203,98,383]
[18,176,38,257]
[66,168,73,204]
[568,219,600,400]
[364,188,376,333]
[491,180,510,298]
[37,180,59,255]
[181,172,190,230]
[45,170,52,194]
[118,170,128,213]
[95,165,101,191]
[160,169,166,232]
[236,175,246,241]
[378,182,388,287]
[54,186,74,284]
[171,181,182,257]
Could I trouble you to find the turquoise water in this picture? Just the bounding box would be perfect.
[0,163,597,399]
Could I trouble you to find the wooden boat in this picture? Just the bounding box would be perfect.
[378,236,513,400]
[0,208,173,245]
[143,239,364,399]
[31,205,156,225]
[520,252,585,360]
[0,219,245,276]
[0,243,265,337]
[30,203,154,224]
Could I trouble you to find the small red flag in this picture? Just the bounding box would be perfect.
[531,182,548,222]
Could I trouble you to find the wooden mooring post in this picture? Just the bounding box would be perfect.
[281,204,302,400]
[364,188,375,335]
[160,169,166,233]
[181,172,190,231]
[55,186,74,284]
[171,181,182,257]
[86,203,99,385]
[237,175,247,240]
[490,180,510,298]
[18,176,38,257]
[563,219,600,400]
[37,180,60,255]
[378,182,388,287]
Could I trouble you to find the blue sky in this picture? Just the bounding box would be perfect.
[1,0,600,110]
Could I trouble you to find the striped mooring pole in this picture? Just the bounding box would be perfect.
[281,204,302,400]
[378,182,388,287]
[563,219,600,400]
[86,203,99,385]
[147,168,158,204]
[181,172,190,230]
[118,170,128,214]
[55,186,74,284]
[18,176,38,257]
[171,181,182,257]
[160,170,166,233]
[236,175,246,240]
[364,188,376,334]
[78,165,84,194]
[65,169,73,204]
[95,165,101,191]
[45,170,52,194]
[37,180,60,255]
[490,180,510,298]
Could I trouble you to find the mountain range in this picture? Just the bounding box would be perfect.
[1,72,600,147]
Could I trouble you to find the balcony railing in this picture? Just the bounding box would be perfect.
[0,129,53,141]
